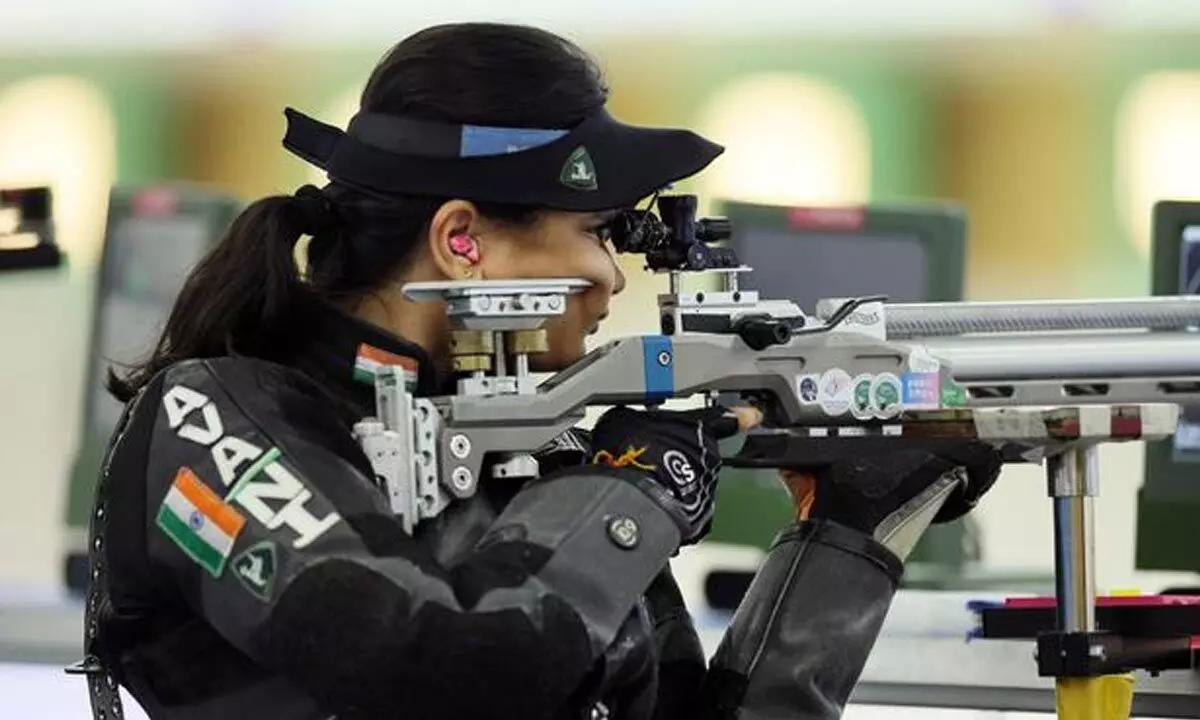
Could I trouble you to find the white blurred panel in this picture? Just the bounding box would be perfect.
[695,73,872,207]
[0,77,116,269]
[1115,71,1200,259]
[0,77,117,589]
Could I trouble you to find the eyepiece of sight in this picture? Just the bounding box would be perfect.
[696,217,732,243]
[608,194,736,272]
[608,209,664,255]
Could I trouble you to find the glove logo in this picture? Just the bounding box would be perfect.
[592,445,657,472]
[662,450,696,487]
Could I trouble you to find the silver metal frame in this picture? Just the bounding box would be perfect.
[352,267,1200,708]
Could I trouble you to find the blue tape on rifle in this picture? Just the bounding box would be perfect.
[642,336,675,401]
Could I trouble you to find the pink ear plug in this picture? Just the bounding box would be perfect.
[449,234,480,264]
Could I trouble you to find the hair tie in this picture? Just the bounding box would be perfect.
[290,185,339,237]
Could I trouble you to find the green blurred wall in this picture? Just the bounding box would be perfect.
[0,56,180,183]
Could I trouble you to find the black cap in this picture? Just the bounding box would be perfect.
[281,106,724,212]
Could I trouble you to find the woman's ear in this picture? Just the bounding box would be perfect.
[427,199,483,280]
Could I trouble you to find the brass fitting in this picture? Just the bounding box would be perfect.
[506,329,549,354]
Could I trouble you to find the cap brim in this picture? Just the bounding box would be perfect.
[283,108,724,212]
[568,114,725,211]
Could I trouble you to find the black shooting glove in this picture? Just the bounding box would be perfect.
[531,427,593,475]
[590,405,745,544]
[927,441,1005,523]
[782,440,1003,561]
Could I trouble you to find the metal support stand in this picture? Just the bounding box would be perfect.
[1043,446,1135,720]
[1049,447,1099,637]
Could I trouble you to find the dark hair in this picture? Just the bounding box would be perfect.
[108,23,610,402]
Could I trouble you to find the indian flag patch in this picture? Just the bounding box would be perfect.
[156,467,246,578]
[353,343,418,388]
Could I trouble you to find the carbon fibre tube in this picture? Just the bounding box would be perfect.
[916,331,1200,381]
[869,296,1200,338]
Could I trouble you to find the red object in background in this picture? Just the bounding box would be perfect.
[132,188,178,217]
[1005,595,1200,608]
[786,206,865,231]
[1001,595,1200,649]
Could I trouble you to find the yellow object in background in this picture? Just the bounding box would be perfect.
[1055,675,1135,720]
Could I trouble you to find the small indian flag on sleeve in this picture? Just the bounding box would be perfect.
[156,467,246,578]
[354,343,418,388]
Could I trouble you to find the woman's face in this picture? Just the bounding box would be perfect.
[426,202,627,372]
[477,210,627,371]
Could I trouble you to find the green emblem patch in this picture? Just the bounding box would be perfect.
[232,540,277,602]
[560,146,598,190]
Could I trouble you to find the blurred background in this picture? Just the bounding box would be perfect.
[3,0,1200,716]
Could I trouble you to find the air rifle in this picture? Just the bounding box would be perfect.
[352,194,1200,526]
[352,194,1200,706]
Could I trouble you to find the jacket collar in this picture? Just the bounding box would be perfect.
[289,294,440,416]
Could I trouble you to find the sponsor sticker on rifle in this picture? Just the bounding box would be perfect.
[870,373,903,419]
[900,372,940,410]
[907,346,940,374]
[795,374,820,404]
[940,377,969,408]
[817,368,853,416]
[850,374,876,421]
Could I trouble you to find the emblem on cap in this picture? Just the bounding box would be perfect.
[560,146,598,191]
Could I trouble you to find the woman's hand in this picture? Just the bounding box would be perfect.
[590,404,761,544]
[777,441,1003,558]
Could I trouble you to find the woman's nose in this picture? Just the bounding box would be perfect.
[610,257,627,296]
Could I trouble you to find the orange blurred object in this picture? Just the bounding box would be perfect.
[778,469,817,521]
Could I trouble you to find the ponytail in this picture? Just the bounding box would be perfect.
[107,191,319,402]
[106,182,540,404]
